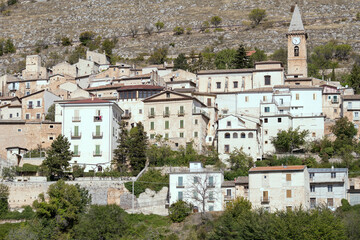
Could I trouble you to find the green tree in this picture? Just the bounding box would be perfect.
[248,8,266,26]
[147,135,175,166]
[225,148,253,180]
[33,180,91,232]
[42,134,72,179]
[101,38,117,56]
[173,53,189,70]
[173,26,184,35]
[155,21,164,32]
[331,117,357,143]
[233,44,250,69]
[346,63,360,94]
[45,104,55,121]
[113,121,129,172]
[7,0,17,6]
[335,44,352,61]
[249,47,268,67]
[148,46,168,64]
[127,122,148,173]
[200,21,210,32]
[270,47,287,67]
[210,16,222,27]
[214,48,237,69]
[73,205,128,239]
[79,31,95,46]
[168,200,192,223]
[271,127,309,153]
[3,38,15,54]
[1,166,16,181]
[61,37,72,46]
[68,46,86,64]
[0,184,9,215]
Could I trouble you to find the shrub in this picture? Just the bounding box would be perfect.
[357,12,360,21]
[173,26,184,35]
[155,21,164,32]
[61,37,72,46]
[0,184,9,215]
[79,31,95,46]
[186,27,192,35]
[7,0,17,6]
[200,21,210,32]
[249,8,266,26]
[210,16,222,27]
[169,200,192,223]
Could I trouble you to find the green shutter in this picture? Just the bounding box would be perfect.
[151,122,154,130]
[74,145,78,155]
[95,145,100,155]
[165,133,169,139]
[165,121,169,129]
[194,132,198,138]
[180,120,184,128]
[180,106,184,113]
[151,108,155,115]
[165,106,169,114]
[74,126,79,136]
[96,125,100,135]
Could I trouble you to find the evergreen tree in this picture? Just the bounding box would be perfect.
[233,45,250,69]
[249,47,267,67]
[45,104,55,121]
[113,121,129,172]
[173,53,189,70]
[128,122,148,173]
[42,134,72,179]
[3,38,15,54]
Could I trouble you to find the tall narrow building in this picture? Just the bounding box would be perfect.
[287,4,308,78]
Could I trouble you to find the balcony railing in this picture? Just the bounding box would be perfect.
[93,151,102,157]
[71,132,81,139]
[122,112,131,119]
[309,177,345,183]
[72,117,81,122]
[332,99,339,104]
[163,111,170,117]
[192,108,209,118]
[148,112,155,118]
[94,116,102,122]
[178,110,185,117]
[73,151,81,157]
[261,197,270,204]
[224,195,234,200]
[92,132,103,139]
[176,183,184,188]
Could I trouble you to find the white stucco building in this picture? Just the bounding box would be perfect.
[169,162,224,212]
[249,165,310,212]
[55,98,123,172]
[308,168,349,210]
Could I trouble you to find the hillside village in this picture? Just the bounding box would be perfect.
[1,4,360,232]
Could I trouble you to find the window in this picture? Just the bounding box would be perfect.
[180,120,184,128]
[166,92,170,98]
[327,198,334,207]
[263,96,267,101]
[165,121,169,129]
[227,121,231,127]
[49,125,54,128]
[150,122,154,130]
[312,132,316,137]
[265,130,268,135]
[209,191,214,201]
[331,172,336,178]
[195,119,198,125]
[241,133,246,138]
[26,82,30,89]
[74,145,79,155]
[16,113,19,117]
[296,93,300,100]
[310,198,316,208]
[233,81,238,88]
[95,145,100,155]
[164,106,170,116]
[264,76,271,85]
[9,114,12,118]
[233,133,238,138]
[139,109,142,114]
[28,101,33,109]
[286,174,292,181]
[193,190,198,198]
[245,96,249,102]
[227,189,231,196]
[264,118,268,123]
[37,101,41,107]
[225,133,230,139]
[36,114,40,119]
[313,93,316,100]
[310,185,315,192]
[95,125,101,136]
[193,176,199,184]
[264,107,270,112]
[348,102,352,109]
[216,82,221,89]
[178,191,183,201]
[286,190,292,198]
[26,114,30,120]
[265,141,268,144]
[209,206,214,211]
[294,46,299,56]
[224,145,230,153]
[150,107,155,116]
[179,132,184,138]
[17,129,22,132]
[310,173,314,178]
[208,176,214,187]
[179,106,184,114]
[194,132,198,138]
[178,177,183,187]
[165,133,169,139]
[207,98,212,106]
[248,132,253,138]
[49,136,54,140]
[150,134,155,139]
[278,118,282,123]
[328,185,333,192]
[74,126,79,136]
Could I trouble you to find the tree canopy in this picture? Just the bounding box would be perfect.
[248,8,266,26]
[271,127,309,153]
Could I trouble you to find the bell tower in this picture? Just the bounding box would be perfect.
[287,4,308,78]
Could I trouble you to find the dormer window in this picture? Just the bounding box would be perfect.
[166,92,170,98]
[294,46,299,57]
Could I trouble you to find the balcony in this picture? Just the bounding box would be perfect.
[331,98,339,104]
[122,112,131,119]
[92,132,103,139]
[176,183,184,188]
[93,151,102,157]
[178,110,185,117]
[93,116,102,122]
[163,111,170,117]
[261,197,270,204]
[192,108,209,118]
[309,177,345,183]
[71,132,81,139]
[224,195,234,200]
[148,112,155,118]
[73,151,81,157]
[72,117,81,122]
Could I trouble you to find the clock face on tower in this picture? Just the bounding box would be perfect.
[292,37,301,45]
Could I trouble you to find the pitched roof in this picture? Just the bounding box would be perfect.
[20,89,45,99]
[117,73,152,80]
[197,69,254,75]
[86,84,123,91]
[343,95,360,100]
[249,165,306,172]
[117,85,164,91]
[289,4,305,32]
[63,98,111,104]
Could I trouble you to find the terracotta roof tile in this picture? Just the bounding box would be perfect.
[249,165,306,172]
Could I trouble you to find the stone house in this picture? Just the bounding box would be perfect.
[249,165,310,212]
[52,61,78,78]
[74,59,100,77]
[86,50,110,65]
[341,95,360,138]
[21,55,49,80]
[0,97,22,120]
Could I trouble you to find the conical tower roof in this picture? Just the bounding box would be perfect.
[288,4,304,32]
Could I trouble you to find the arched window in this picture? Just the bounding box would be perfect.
[241,133,246,138]
[225,133,230,139]
[294,46,299,57]
[97,165,103,172]
[233,133,238,138]
[248,132,254,138]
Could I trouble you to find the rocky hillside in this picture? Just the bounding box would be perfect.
[0,0,359,70]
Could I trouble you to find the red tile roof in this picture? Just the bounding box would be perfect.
[64,98,111,104]
[249,165,306,172]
